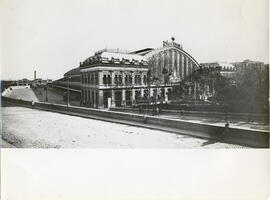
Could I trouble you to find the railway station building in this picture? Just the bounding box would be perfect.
[79,38,201,108]
[59,38,201,108]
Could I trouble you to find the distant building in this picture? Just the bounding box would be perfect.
[17,78,31,86]
[200,62,236,78]
[31,78,50,87]
[232,59,265,72]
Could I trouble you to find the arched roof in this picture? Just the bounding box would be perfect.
[144,46,200,68]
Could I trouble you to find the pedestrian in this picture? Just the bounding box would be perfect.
[143,113,147,123]
[221,121,230,138]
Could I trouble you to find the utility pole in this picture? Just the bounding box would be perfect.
[45,83,48,102]
[67,77,70,107]
[194,80,197,105]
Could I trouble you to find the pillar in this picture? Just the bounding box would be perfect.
[89,89,92,106]
[111,71,115,86]
[122,89,126,107]
[131,89,135,104]
[172,49,175,76]
[98,71,103,86]
[93,73,95,86]
[186,58,189,77]
[177,52,180,78]
[181,54,184,79]
[86,88,89,104]
[88,72,90,86]
[93,90,96,108]
[140,88,144,98]
[150,88,153,97]
[80,88,83,104]
[131,72,135,85]
[98,90,103,108]
[165,88,168,102]
[122,72,125,85]
[111,89,115,107]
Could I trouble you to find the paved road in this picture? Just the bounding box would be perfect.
[2,106,248,148]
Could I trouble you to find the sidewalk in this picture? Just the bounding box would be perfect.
[111,109,269,132]
[151,113,269,131]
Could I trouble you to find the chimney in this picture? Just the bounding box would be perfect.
[34,70,36,80]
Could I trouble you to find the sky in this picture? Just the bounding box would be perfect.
[0,0,269,80]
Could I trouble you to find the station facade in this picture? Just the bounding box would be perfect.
[80,50,149,108]
[78,39,201,108]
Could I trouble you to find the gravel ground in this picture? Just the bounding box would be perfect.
[2,106,249,148]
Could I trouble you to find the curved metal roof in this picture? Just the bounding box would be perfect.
[144,46,200,67]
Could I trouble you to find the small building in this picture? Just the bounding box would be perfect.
[16,78,31,86]
[31,78,50,87]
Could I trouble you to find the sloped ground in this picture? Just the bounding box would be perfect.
[32,87,80,106]
[2,106,248,148]
[3,88,39,102]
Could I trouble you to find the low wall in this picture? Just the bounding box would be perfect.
[2,97,269,148]
[110,107,269,123]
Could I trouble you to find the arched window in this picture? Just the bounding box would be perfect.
[119,75,122,84]
[138,75,141,85]
[125,75,128,84]
[107,75,111,85]
[129,75,132,84]
[103,75,107,84]
[143,75,147,84]
[114,75,118,84]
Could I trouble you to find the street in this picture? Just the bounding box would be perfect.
[2,106,248,148]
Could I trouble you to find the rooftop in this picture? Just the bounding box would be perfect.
[64,67,80,77]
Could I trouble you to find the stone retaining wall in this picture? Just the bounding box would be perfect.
[2,97,269,148]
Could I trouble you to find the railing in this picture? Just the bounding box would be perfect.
[95,48,131,55]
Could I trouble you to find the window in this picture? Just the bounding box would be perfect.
[125,75,128,85]
[107,75,111,85]
[95,72,98,85]
[138,75,142,85]
[114,75,118,84]
[119,75,122,84]
[103,75,107,84]
[143,75,147,84]
[129,75,132,85]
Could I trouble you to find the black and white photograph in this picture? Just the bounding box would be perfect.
[1,0,269,149]
[1,0,269,199]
